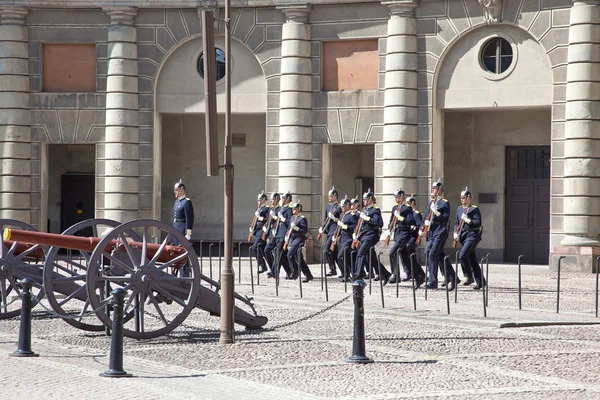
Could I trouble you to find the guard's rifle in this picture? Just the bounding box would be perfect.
[452,205,470,248]
[385,207,398,246]
[282,214,298,251]
[351,207,364,250]
[415,194,437,246]
[330,209,350,251]
[316,204,339,241]
[247,205,260,242]
[261,207,275,240]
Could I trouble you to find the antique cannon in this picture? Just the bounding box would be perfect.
[4,219,268,339]
[0,219,46,319]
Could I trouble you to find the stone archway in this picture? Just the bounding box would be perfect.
[153,35,267,240]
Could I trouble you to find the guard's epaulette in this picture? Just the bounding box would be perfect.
[471,205,478,208]
[373,205,379,209]
[350,211,355,215]
[300,214,305,218]
[442,198,448,202]
[283,204,289,208]
[415,210,420,214]
[266,204,270,208]
[186,197,191,201]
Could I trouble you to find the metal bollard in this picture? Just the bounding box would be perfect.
[345,279,373,364]
[320,245,326,291]
[376,251,385,308]
[297,244,304,299]
[596,256,600,318]
[396,249,401,298]
[424,250,429,301]
[481,256,487,317]
[274,247,281,297]
[249,252,254,294]
[557,255,565,313]
[454,251,460,304]
[368,249,373,295]
[10,278,38,357]
[100,288,132,377]
[485,253,490,307]
[518,254,525,310]
[208,243,215,282]
[410,253,417,311]
[237,242,242,284]
[444,256,450,315]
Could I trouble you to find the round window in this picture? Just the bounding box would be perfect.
[197,48,226,81]
[481,38,513,74]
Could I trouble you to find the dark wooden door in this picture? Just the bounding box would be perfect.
[505,147,550,264]
[61,174,95,236]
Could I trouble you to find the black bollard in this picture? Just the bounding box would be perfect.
[518,254,525,310]
[485,253,490,307]
[557,255,565,314]
[376,251,385,309]
[249,251,254,294]
[454,251,459,304]
[10,278,38,357]
[321,245,326,291]
[444,256,450,315]
[100,288,132,377]
[481,256,487,318]
[410,253,417,311]
[396,249,401,298]
[345,279,373,364]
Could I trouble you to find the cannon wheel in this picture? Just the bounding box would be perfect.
[86,219,201,339]
[43,219,141,332]
[0,219,46,319]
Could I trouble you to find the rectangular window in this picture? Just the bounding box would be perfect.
[42,44,96,92]
[322,40,379,91]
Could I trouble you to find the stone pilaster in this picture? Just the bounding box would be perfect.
[379,1,418,213]
[277,5,312,208]
[0,7,31,223]
[560,0,600,248]
[99,7,139,222]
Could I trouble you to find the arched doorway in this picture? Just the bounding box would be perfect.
[154,36,267,240]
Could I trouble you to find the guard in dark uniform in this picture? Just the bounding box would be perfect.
[271,191,293,279]
[320,186,342,276]
[423,180,458,290]
[353,189,390,283]
[406,194,426,287]
[173,179,194,277]
[250,191,270,274]
[264,192,281,278]
[335,197,358,281]
[453,187,485,290]
[286,199,313,282]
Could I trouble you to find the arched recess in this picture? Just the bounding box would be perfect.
[431,23,555,263]
[153,35,268,240]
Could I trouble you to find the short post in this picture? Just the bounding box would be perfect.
[517,254,525,310]
[454,251,460,304]
[274,246,280,297]
[249,251,254,294]
[323,246,329,302]
[444,255,450,315]
[208,242,215,281]
[481,256,487,318]
[320,245,325,291]
[596,256,600,318]
[395,249,401,298]
[345,279,373,364]
[297,244,304,299]
[10,278,38,357]
[237,242,242,284]
[557,255,565,314]
[410,253,417,311]
[485,253,490,307]
[368,249,373,295]
[424,250,428,301]
[100,288,132,377]
[376,251,385,308]
[343,250,348,293]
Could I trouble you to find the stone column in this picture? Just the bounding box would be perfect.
[277,5,313,214]
[0,7,30,223]
[100,7,139,222]
[560,0,600,248]
[379,1,418,213]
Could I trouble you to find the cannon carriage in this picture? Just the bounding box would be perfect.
[2,218,267,339]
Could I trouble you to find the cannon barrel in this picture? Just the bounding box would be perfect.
[4,229,187,264]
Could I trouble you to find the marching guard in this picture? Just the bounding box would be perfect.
[422,180,458,290]
[263,192,282,277]
[353,189,390,283]
[286,199,314,282]
[268,191,294,279]
[388,189,426,287]
[319,186,342,277]
[334,197,359,281]
[454,187,486,290]
[406,194,426,287]
[249,191,270,274]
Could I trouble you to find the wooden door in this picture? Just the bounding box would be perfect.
[505,147,550,264]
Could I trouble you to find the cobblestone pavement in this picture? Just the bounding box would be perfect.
[2,259,600,399]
